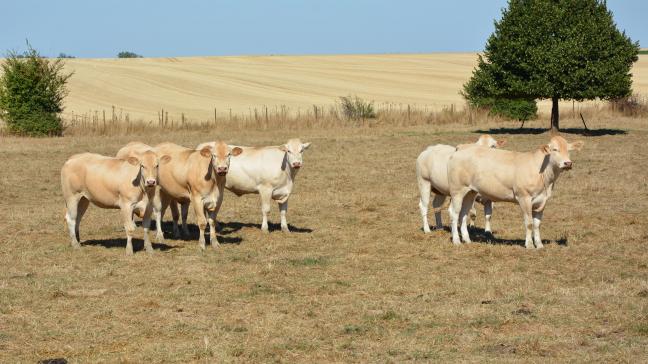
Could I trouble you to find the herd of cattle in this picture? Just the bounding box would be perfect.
[60,134,583,254]
[61,139,310,254]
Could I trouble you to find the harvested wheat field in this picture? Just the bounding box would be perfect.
[1,115,647,362]
[61,53,648,123]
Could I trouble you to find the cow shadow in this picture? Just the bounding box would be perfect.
[473,127,626,136]
[218,221,313,235]
[82,238,176,252]
[466,227,568,247]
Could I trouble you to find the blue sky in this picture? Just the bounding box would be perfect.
[1,1,645,58]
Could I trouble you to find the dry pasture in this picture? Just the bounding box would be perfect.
[1,116,647,362]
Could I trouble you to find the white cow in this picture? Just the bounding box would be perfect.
[197,138,311,233]
[416,135,505,233]
[448,135,583,248]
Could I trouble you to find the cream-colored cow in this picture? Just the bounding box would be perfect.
[448,136,584,248]
[60,151,170,254]
[155,142,242,250]
[197,138,311,233]
[416,135,505,233]
[115,142,165,243]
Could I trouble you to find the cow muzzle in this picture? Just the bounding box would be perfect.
[216,167,228,175]
[145,179,157,186]
[291,162,302,169]
[562,161,573,170]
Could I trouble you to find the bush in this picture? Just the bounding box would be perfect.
[0,44,72,136]
[489,98,537,121]
[339,95,376,120]
[117,51,142,58]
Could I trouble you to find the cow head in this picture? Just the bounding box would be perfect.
[127,150,171,187]
[475,134,506,148]
[279,139,311,169]
[541,136,584,170]
[201,141,243,176]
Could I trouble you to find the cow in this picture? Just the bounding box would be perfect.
[416,134,505,233]
[115,142,165,243]
[60,151,170,255]
[447,136,584,248]
[196,138,311,233]
[155,141,242,250]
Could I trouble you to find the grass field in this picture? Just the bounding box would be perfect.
[59,53,648,123]
[1,115,647,362]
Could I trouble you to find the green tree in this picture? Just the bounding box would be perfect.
[0,44,73,136]
[463,0,639,131]
[117,51,142,58]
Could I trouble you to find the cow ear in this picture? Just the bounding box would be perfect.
[540,144,550,155]
[279,145,288,152]
[569,140,584,151]
[127,156,140,166]
[496,139,506,148]
[231,146,243,156]
[200,147,212,158]
[301,142,311,151]
[160,155,172,164]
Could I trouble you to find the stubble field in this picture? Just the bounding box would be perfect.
[59,53,648,122]
[1,116,647,362]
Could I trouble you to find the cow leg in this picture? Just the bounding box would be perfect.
[259,187,273,233]
[431,194,446,230]
[206,209,220,249]
[417,179,432,233]
[532,210,544,249]
[121,204,136,255]
[167,200,180,239]
[152,187,164,243]
[75,197,90,243]
[469,206,477,228]
[450,189,469,245]
[483,199,493,234]
[192,197,208,250]
[141,202,154,254]
[279,201,290,233]
[180,201,190,237]
[459,192,477,244]
[64,195,82,249]
[518,197,534,249]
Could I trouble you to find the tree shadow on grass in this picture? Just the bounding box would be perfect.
[466,227,568,247]
[82,238,176,252]
[473,127,626,136]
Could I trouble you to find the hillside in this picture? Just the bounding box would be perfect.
[60,53,648,122]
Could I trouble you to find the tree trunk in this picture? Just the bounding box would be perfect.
[550,96,559,131]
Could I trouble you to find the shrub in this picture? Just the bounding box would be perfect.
[489,98,537,121]
[117,51,142,58]
[465,94,537,121]
[58,53,75,59]
[0,44,72,136]
[339,95,376,120]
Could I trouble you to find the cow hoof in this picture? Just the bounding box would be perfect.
[125,249,134,256]
[452,240,461,246]
[281,227,290,233]
[212,242,221,250]
[70,242,81,249]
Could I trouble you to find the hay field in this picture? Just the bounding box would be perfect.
[1,115,647,362]
[61,53,648,122]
